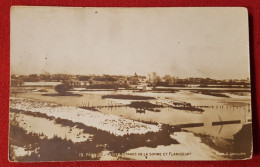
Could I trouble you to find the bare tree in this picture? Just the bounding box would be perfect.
[163,75,172,84]
[55,84,71,94]
[88,78,94,85]
[152,72,161,87]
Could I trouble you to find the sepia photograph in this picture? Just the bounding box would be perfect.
[9,6,252,161]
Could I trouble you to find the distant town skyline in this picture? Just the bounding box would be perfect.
[11,7,250,80]
[10,72,250,81]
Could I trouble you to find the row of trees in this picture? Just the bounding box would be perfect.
[148,72,250,87]
[11,73,250,88]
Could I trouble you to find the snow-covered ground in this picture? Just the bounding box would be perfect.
[10,97,160,136]
[10,113,93,143]
[100,132,224,160]
[23,82,61,86]
[10,145,38,158]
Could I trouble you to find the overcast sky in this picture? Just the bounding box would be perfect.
[11,7,250,79]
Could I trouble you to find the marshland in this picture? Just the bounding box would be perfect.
[9,74,252,161]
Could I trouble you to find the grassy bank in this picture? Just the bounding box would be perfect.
[86,83,129,90]
[102,94,156,100]
[171,106,204,112]
[192,90,229,98]
[42,93,82,97]
[128,101,163,109]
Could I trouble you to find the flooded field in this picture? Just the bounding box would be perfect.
[10,6,252,161]
[9,86,252,161]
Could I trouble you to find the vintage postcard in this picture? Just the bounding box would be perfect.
[9,6,252,161]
